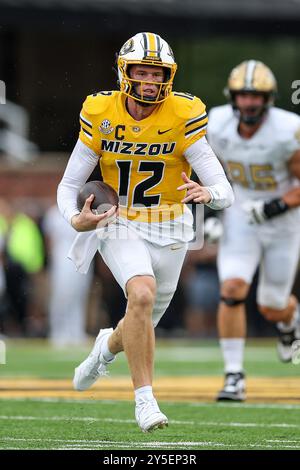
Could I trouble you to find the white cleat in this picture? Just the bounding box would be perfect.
[135,398,168,433]
[216,372,246,402]
[277,332,298,363]
[277,323,300,363]
[277,306,300,363]
[291,340,300,365]
[73,328,114,391]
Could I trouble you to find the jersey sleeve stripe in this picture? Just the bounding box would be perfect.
[173,92,194,101]
[80,120,93,134]
[80,114,92,128]
[185,117,208,135]
[81,127,92,139]
[185,113,208,128]
[185,123,207,138]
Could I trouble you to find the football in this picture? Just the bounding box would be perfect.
[77,180,119,215]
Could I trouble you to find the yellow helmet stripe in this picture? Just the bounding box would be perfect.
[146,32,157,58]
[245,60,257,88]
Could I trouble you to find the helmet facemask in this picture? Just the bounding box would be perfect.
[118,60,174,106]
[117,32,177,105]
[231,91,272,126]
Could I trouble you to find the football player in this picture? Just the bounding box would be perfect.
[207,60,300,401]
[57,32,234,431]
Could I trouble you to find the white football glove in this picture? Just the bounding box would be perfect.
[204,217,223,244]
[241,200,266,224]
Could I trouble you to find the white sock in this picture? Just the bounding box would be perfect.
[277,306,299,332]
[220,338,245,374]
[134,385,154,405]
[101,334,115,363]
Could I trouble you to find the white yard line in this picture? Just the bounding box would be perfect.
[0,437,300,450]
[190,402,300,410]
[2,397,300,410]
[266,439,300,443]
[0,437,227,446]
[1,415,300,429]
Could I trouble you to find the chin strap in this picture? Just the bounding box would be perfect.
[131,91,157,107]
[234,106,267,126]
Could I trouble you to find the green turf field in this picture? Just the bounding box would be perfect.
[1,339,300,450]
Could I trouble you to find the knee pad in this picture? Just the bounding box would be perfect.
[221,296,246,307]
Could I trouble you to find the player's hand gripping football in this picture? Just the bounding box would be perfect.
[71,194,118,232]
[177,172,212,204]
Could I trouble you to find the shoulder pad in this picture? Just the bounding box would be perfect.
[209,104,232,119]
[82,91,117,116]
[169,92,206,121]
[270,107,300,136]
[208,105,233,129]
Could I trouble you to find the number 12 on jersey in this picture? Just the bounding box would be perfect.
[116,160,165,207]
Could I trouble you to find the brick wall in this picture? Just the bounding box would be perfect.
[0,154,69,200]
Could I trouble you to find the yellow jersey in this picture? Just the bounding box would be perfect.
[79,91,207,222]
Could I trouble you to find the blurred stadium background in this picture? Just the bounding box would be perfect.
[1,0,300,451]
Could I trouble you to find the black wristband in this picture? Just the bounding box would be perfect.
[263,198,289,219]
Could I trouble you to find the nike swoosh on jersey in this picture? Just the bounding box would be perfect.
[158,128,172,135]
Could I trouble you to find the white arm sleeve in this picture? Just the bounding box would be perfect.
[184,136,234,210]
[57,139,100,224]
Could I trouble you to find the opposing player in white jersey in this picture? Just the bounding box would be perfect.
[207,60,300,401]
[57,32,234,431]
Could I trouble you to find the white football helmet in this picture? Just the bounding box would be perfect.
[225,60,277,101]
[224,60,277,125]
[117,32,177,105]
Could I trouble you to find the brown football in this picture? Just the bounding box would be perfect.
[77,181,119,214]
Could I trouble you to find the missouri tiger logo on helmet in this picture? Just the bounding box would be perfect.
[224,60,277,125]
[117,32,177,105]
